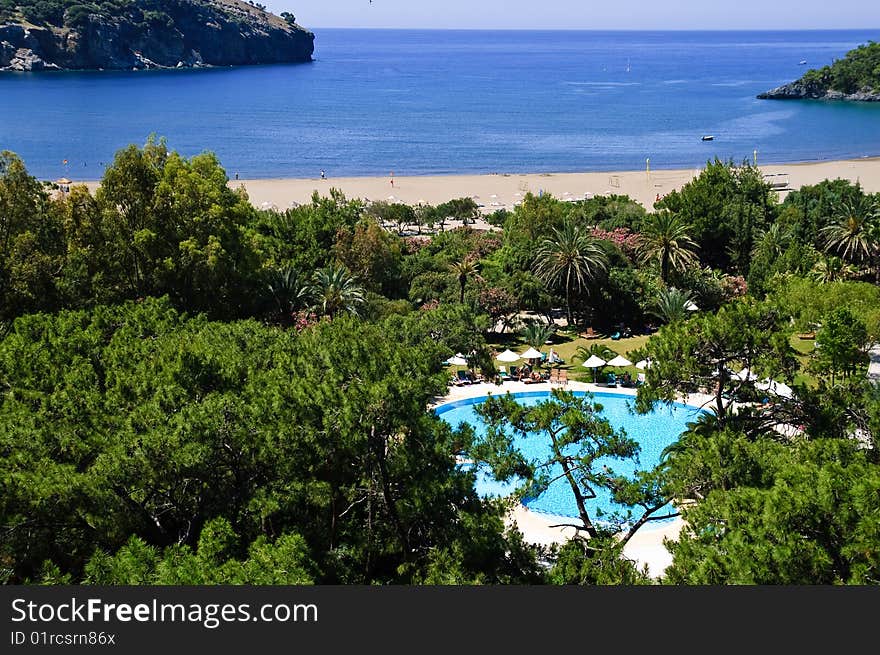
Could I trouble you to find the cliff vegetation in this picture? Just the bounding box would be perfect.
[759,40,880,101]
[0,0,314,70]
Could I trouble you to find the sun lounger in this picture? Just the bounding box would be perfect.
[579,327,601,339]
[454,370,474,385]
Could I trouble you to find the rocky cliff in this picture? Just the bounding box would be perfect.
[0,0,314,71]
[758,79,880,102]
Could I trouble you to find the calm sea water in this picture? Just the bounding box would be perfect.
[2,29,879,180]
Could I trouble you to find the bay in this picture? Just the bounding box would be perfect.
[1,28,878,181]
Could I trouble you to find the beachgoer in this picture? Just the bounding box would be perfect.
[320,170,326,179]
[235,172,239,180]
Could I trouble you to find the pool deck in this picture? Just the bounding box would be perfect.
[434,379,719,579]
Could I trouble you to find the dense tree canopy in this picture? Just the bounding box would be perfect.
[4,142,880,586]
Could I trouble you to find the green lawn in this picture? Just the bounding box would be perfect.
[790,334,819,388]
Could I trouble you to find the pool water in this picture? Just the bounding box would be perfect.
[435,391,702,525]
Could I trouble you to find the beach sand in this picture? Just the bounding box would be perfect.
[221,157,880,212]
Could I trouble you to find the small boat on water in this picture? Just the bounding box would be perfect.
[799,60,808,65]
[701,135,714,141]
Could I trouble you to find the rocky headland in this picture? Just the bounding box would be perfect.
[758,40,880,102]
[758,79,880,102]
[0,0,314,71]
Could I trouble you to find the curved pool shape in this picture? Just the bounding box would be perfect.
[435,391,703,525]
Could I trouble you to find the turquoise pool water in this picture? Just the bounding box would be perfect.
[435,391,702,525]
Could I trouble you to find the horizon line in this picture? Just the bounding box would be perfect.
[304,26,880,32]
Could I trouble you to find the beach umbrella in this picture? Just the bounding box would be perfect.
[582,354,607,383]
[520,347,543,360]
[635,358,652,370]
[496,349,521,363]
[756,379,794,399]
[735,367,758,382]
[606,354,632,368]
[445,353,468,366]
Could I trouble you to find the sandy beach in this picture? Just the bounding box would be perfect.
[223,157,880,212]
[77,157,880,213]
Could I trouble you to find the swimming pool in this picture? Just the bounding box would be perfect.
[435,390,703,526]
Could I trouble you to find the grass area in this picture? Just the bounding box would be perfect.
[790,334,819,388]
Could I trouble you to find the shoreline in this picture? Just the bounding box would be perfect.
[77,156,880,212]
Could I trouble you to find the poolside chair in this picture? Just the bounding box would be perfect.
[509,365,520,380]
[455,370,473,385]
[523,371,547,385]
[558,369,568,386]
[548,368,559,384]
[498,365,510,381]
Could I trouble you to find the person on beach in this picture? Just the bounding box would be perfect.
[390,172,394,188]
[320,169,326,179]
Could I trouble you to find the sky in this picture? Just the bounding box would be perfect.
[268,1,880,30]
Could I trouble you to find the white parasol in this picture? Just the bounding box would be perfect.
[496,349,521,363]
[520,347,543,360]
[606,355,633,368]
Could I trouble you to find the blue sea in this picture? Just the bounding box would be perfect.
[1,29,879,181]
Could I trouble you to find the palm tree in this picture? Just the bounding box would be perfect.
[650,287,694,325]
[810,255,857,284]
[267,265,310,319]
[521,320,556,349]
[449,259,481,304]
[533,221,608,326]
[637,211,699,284]
[310,264,365,319]
[820,198,879,268]
[751,222,791,261]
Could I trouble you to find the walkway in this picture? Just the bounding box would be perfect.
[868,344,880,383]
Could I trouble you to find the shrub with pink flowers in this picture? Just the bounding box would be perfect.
[721,274,748,299]
[291,310,320,332]
[590,227,640,260]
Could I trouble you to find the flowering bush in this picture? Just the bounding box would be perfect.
[291,310,320,332]
[402,236,431,254]
[721,274,748,299]
[590,227,640,260]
